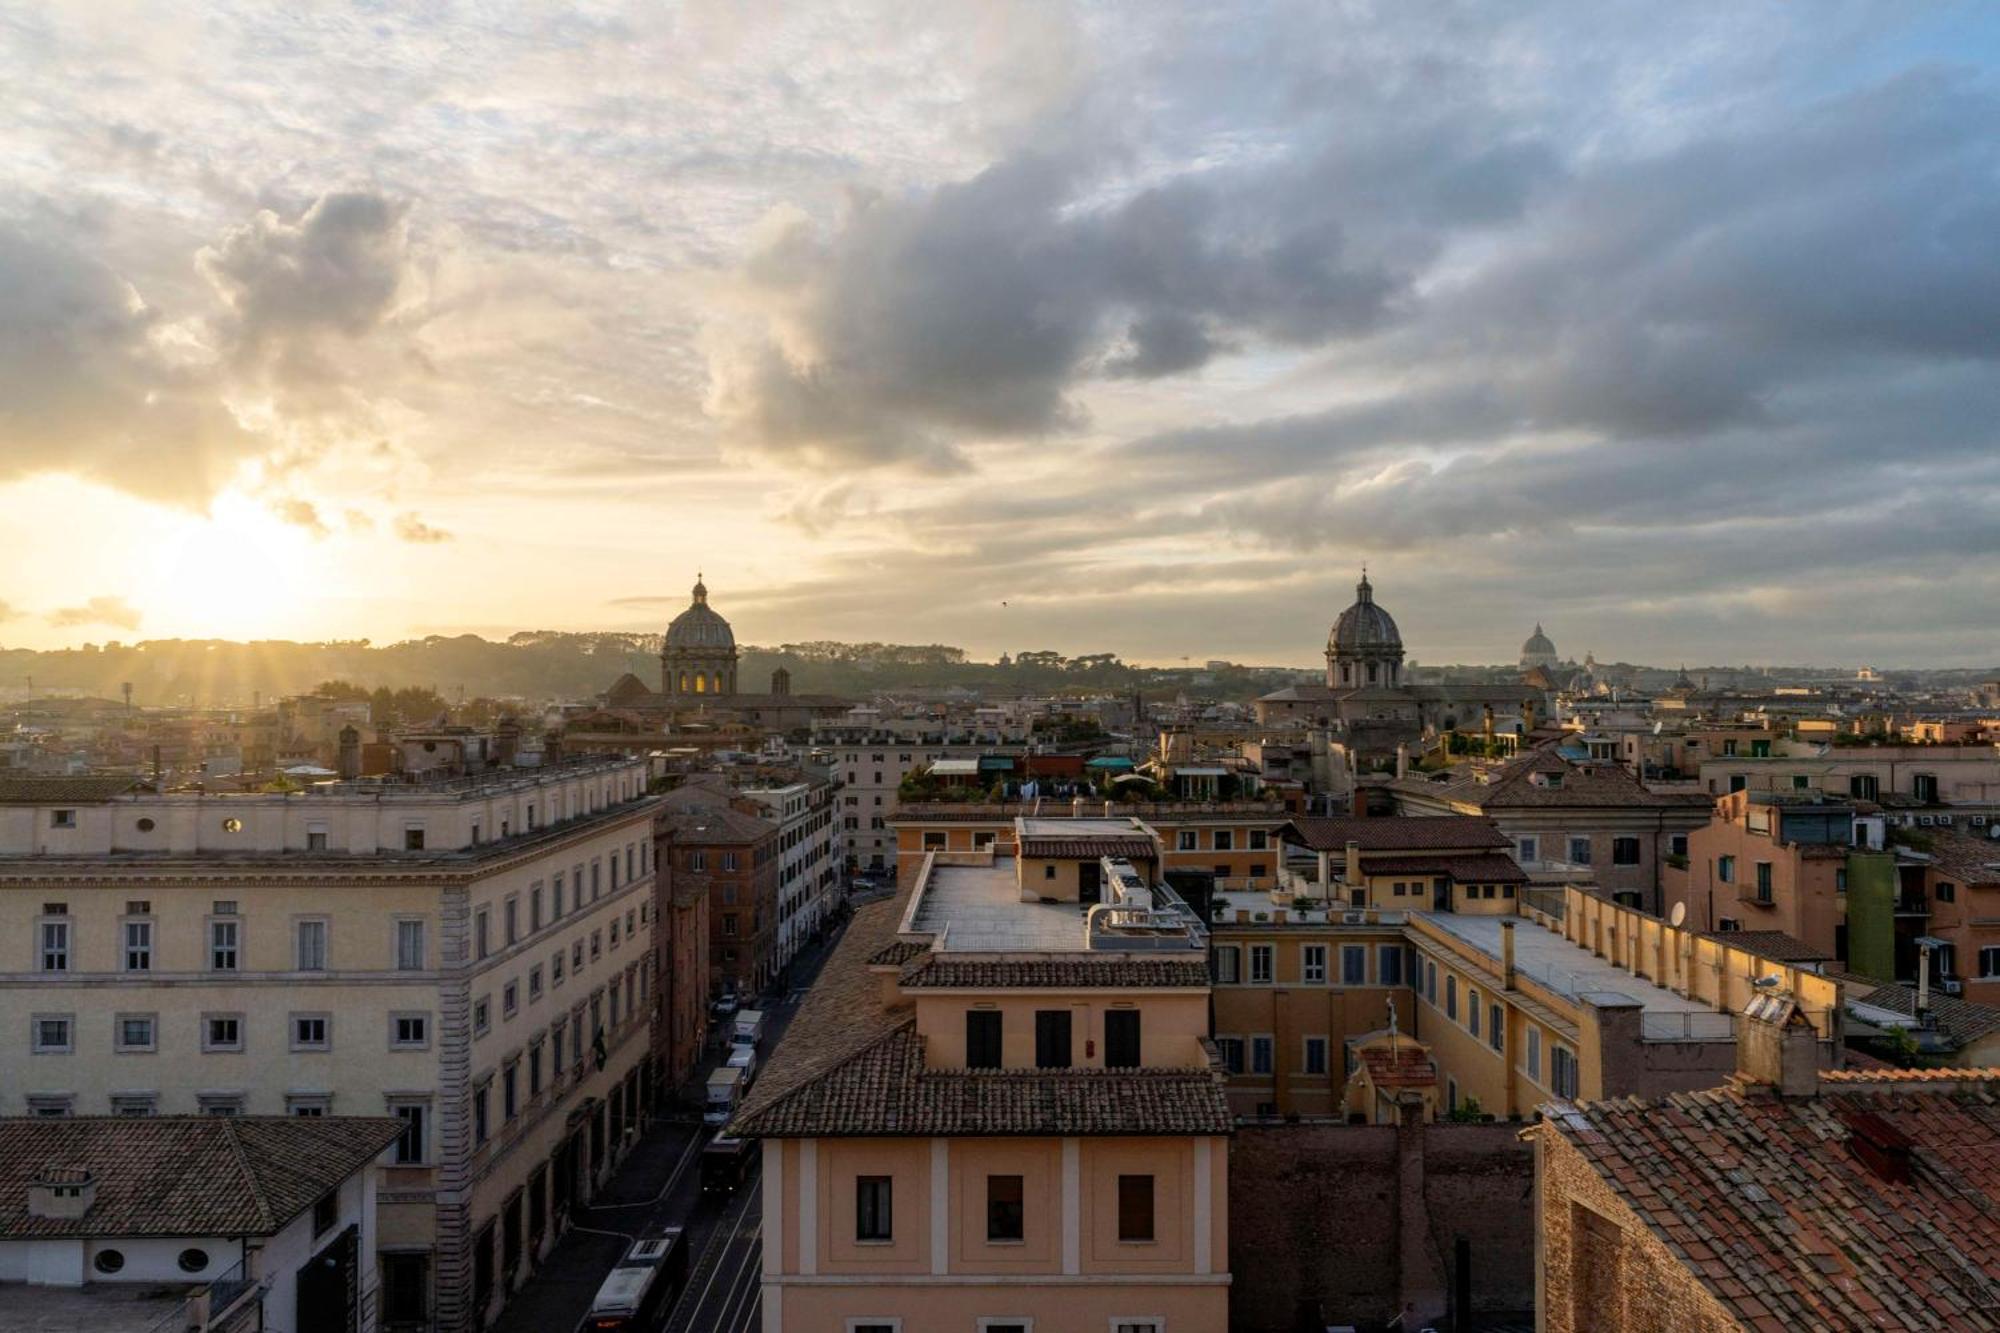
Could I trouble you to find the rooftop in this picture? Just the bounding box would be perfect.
[1421,913,1715,1018]
[1284,814,1510,852]
[908,858,1093,952]
[1547,1070,2000,1329]
[0,1283,194,1333]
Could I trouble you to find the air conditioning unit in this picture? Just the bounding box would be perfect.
[1901,814,1918,827]
[1942,979,1965,997]
[1974,816,1990,828]
[1938,814,1954,825]
[1919,815,1936,827]
[1343,911,1368,925]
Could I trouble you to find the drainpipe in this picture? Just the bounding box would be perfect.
[1502,920,1517,991]
[1916,938,1934,1020]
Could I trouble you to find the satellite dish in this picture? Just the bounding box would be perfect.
[1669,902,1687,928]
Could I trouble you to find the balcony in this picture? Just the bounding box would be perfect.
[140,1258,263,1333]
[1895,894,1931,917]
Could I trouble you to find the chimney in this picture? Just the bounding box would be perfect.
[1395,742,1409,779]
[1524,696,1538,732]
[1345,839,1363,890]
[1915,938,1935,1019]
[1737,990,1819,1097]
[543,727,565,766]
[1071,795,1086,818]
[1501,920,1517,990]
[28,1167,95,1221]
[1482,705,1496,741]
[336,726,361,780]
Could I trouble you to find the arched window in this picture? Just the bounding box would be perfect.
[678,671,688,693]
[694,673,706,694]
[1341,663,1353,685]
[1367,662,1378,684]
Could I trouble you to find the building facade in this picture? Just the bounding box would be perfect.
[737,778,845,970]
[660,807,782,997]
[0,756,660,1333]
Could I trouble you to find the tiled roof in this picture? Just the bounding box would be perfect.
[1389,748,1709,811]
[1354,1042,1437,1089]
[1284,815,1510,852]
[1017,835,1158,860]
[730,1023,1233,1138]
[1356,852,1528,883]
[1547,1075,2000,1329]
[657,808,774,845]
[0,775,143,804]
[1927,829,2000,886]
[1827,970,2000,1048]
[1699,929,1833,962]
[867,939,931,968]
[898,955,1210,989]
[0,1116,402,1239]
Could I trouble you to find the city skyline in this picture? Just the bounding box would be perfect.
[6,4,2000,667]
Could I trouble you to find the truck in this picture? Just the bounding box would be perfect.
[725,1042,758,1088]
[703,1066,743,1126]
[700,1135,754,1198]
[732,1009,766,1049]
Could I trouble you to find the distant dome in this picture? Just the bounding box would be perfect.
[1328,572,1402,654]
[1522,624,1555,658]
[665,576,735,650]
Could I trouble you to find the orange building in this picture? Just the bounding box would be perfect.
[733,823,1231,1332]
[893,798,1292,890]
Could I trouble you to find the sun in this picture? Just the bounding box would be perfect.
[131,492,323,640]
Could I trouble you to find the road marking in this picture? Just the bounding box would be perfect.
[667,1156,762,1332]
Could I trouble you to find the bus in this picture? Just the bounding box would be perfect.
[575,1228,687,1332]
[700,1135,754,1199]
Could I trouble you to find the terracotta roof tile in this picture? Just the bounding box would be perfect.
[0,1116,402,1239]
[1283,815,1510,852]
[1699,930,1834,963]
[898,955,1210,989]
[1016,835,1158,860]
[1547,1074,2000,1329]
[866,939,931,969]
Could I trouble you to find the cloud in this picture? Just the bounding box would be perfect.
[392,512,452,543]
[47,596,142,631]
[269,497,330,536]
[0,599,16,623]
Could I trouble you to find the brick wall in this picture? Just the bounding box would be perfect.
[1229,1121,1534,1332]
[1537,1130,1738,1333]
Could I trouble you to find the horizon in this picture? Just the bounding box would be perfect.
[6,5,2000,668]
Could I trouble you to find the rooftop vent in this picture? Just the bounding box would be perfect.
[1840,1109,1915,1185]
[28,1167,95,1220]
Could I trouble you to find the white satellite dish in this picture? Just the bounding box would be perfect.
[1669,901,1687,928]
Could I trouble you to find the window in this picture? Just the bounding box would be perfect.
[590,930,602,960]
[1612,836,1642,866]
[296,919,328,971]
[505,897,519,945]
[1379,945,1404,986]
[1301,944,1327,983]
[475,910,491,961]
[1035,1010,1072,1068]
[1980,946,2000,979]
[1426,960,1438,1003]
[1755,862,1774,903]
[966,1010,1003,1069]
[1213,830,1233,852]
[1249,829,1269,850]
[503,1062,519,1120]
[26,1093,74,1116]
[503,982,519,1019]
[1213,946,1241,983]
[210,919,239,971]
[473,998,491,1036]
[111,1094,157,1116]
[529,966,544,1001]
[552,874,565,918]
[1525,1027,1543,1081]
[1176,830,1197,851]
[314,1189,339,1235]
[856,1176,893,1241]
[1489,1003,1504,1051]
[1341,945,1367,986]
[552,950,566,984]
[39,918,69,973]
[530,886,543,931]
[1117,1175,1155,1242]
[204,1015,244,1052]
[293,1014,330,1050]
[1445,975,1458,1020]
[381,1253,429,1325]
[473,1081,490,1145]
[1105,1009,1141,1069]
[1112,1322,1166,1333]
[391,1101,429,1164]
[1250,945,1274,984]
[396,919,425,971]
[986,1174,1024,1242]
[573,940,584,970]
[115,1013,156,1052]
[1938,881,1957,903]
[1567,836,1592,865]
[1717,855,1736,884]
[1551,1045,1579,1098]
[1251,1035,1274,1075]
[1304,1036,1328,1075]
[1517,836,1539,863]
[404,825,425,851]
[392,1013,429,1049]
[32,1014,73,1053]
[123,918,152,972]
[1469,990,1481,1037]
[50,808,76,828]
[1216,1036,1245,1074]
[1670,833,1690,858]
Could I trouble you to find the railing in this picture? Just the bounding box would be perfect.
[1640,1012,1737,1042]
[141,1258,262,1333]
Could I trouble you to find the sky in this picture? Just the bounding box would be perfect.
[3,2,1999,668]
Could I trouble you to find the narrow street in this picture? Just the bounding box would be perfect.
[490,914,848,1333]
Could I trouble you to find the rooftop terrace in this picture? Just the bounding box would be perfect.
[1420,911,1724,1028]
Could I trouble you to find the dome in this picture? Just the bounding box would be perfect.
[1328,572,1402,654]
[665,576,735,650]
[1522,623,1556,657]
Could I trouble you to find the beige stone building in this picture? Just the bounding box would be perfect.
[732,822,1232,1332]
[0,753,661,1333]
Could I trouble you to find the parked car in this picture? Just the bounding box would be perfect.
[710,992,739,1021]
[703,1066,743,1126]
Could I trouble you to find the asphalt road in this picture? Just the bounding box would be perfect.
[491,912,849,1333]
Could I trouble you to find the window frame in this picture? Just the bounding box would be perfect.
[1116,1174,1155,1243]
[855,1175,894,1243]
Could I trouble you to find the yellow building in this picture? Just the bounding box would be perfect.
[733,822,1231,1332]
[0,755,660,1333]
[894,798,1293,889]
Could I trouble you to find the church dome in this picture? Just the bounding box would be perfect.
[1328,573,1402,654]
[1522,624,1556,658]
[665,576,735,650]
